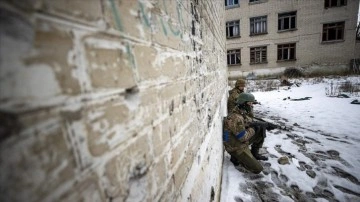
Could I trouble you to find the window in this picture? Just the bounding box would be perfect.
[250,16,267,35]
[227,49,241,65]
[324,0,347,8]
[278,11,297,31]
[277,43,296,61]
[250,46,267,64]
[226,20,240,38]
[225,0,239,8]
[322,22,345,42]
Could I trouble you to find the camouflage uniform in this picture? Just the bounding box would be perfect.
[223,106,265,174]
[227,79,245,112]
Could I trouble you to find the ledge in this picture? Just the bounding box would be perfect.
[276,59,297,63]
[225,4,240,9]
[249,32,268,37]
[226,36,241,40]
[250,61,268,65]
[321,40,345,44]
[277,28,298,33]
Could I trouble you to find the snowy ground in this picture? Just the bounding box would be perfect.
[221,76,360,202]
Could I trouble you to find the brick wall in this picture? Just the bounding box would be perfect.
[0,0,227,201]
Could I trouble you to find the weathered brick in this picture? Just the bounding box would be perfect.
[43,0,103,23]
[0,1,227,201]
[5,0,43,10]
[159,82,185,101]
[23,19,81,96]
[84,99,130,156]
[132,44,160,80]
[158,179,175,202]
[171,135,188,169]
[173,157,189,195]
[0,126,76,202]
[58,174,104,202]
[103,134,153,200]
[103,0,151,40]
[151,0,185,49]
[84,35,136,89]
[103,154,129,201]
[152,122,171,157]
[151,157,168,191]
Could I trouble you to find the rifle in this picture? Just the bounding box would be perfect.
[252,117,291,131]
[253,100,261,105]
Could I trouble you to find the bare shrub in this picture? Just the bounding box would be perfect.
[339,81,360,94]
[283,68,304,78]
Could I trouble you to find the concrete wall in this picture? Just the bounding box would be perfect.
[0,0,227,201]
[226,0,360,78]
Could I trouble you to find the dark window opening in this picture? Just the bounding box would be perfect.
[278,11,297,31]
[225,0,239,7]
[277,43,296,61]
[226,20,240,38]
[250,16,267,35]
[250,46,267,64]
[325,0,347,8]
[227,49,241,65]
[322,22,345,42]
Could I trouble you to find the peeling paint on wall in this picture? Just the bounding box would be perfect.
[0,0,227,201]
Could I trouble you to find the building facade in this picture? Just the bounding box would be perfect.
[0,0,227,201]
[225,0,360,79]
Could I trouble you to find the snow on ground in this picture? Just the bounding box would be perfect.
[221,76,360,202]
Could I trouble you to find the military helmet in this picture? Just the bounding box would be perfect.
[235,79,246,88]
[237,93,255,105]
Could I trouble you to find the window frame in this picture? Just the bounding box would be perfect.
[322,21,345,42]
[225,0,240,9]
[278,11,297,32]
[227,49,241,66]
[324,0,347,8]
[250,46,267,64]
[250,16,268,36]
[226,20,241,38]
[277,43,296,62]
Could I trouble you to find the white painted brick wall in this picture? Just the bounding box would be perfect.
[0,0,227,201]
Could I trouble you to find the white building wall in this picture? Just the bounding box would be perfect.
[226,0,360,79]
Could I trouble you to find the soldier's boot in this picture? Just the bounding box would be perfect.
[230,155,240,166]
[251,147,268,161]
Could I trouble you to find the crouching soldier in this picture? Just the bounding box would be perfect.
[227,79,246,112]
[223,93,274,174]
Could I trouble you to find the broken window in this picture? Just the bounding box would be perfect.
[277,43,296,61]
[250,46,267,64]
[250,16,267,35]
[278,11,297,31]
[322,22,345,42]
[227,49,241,65]
[226,20,240,38]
